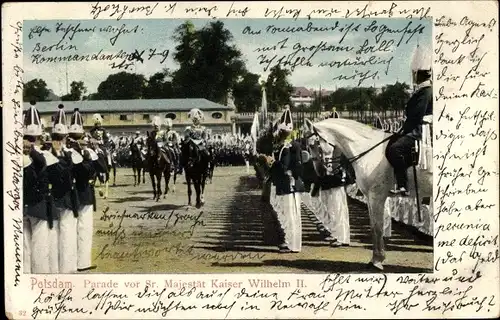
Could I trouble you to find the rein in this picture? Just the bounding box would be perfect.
[305,127,395,172]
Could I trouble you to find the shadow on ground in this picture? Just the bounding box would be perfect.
[210,259,432,273]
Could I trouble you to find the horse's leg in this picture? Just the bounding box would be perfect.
[194,177,202,208]
[172,169,177,193]
[112,164,117,186]
[163,167,170,199]
[104,180,109,199]
[200,176,206,205]
[132,167,137,186]
[186,176,192,206]
[142,164,146,184]
[150,171,156,200]
[156,170,162,202]
[367,193,387,271]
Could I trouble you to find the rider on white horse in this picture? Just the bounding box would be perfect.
[184,108,210,159]
[385,44,433,196]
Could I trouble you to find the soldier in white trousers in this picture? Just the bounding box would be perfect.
[47,104,80,273]
[67,108,99,271]
[23,101,59,273]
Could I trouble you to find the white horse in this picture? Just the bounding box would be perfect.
[307,118,432,270]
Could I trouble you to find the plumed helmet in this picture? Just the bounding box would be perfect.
[24,101,43,137]
[274,105,293,136]
[135,131,140,135]
[188,108,204,122]
[151,115,162,128]
[92,113,103,125]
[69,108,84,135]
[164,118,173,128]
[411,44,432,72]
[52,104,68,135]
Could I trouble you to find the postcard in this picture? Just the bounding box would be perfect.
[3,1,499,319]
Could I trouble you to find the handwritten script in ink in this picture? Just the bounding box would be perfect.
[27,21,170,71]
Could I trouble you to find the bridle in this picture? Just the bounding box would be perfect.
[304,126,395,176]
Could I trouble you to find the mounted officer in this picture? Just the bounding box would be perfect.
[39,117,52,151]
[150,115,167,161]
[23,101,58,273]
[48,104,81,273]
[67,108,99,272]
[89,113,111,166]
[385,44,433,196]
[184,108,210,159]
[164,118,181,172]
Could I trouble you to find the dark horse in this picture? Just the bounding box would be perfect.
[180,139,209,208]
[146,132,176,201]
[206,145,216,184]
[91,146,112,199]
[130,142,147,186]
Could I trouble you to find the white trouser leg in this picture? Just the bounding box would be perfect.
[77,205,94,269]
[29,216,50,274]
[48,220,60,273]
[58,209,78,273]
[23,216,32,274]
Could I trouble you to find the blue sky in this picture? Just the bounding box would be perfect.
[23,18,432,96]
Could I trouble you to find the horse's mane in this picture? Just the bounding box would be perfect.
[316,118,384,142]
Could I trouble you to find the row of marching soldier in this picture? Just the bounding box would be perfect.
[23,101,100,273]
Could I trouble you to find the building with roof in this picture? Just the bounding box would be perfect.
[291,87,314,107]
[26,98,237,134]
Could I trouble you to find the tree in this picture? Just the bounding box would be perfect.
[265,65,293,112]
[96,72,147,99]
[61,81,87,101]
[144,69,174,99]
[171,20,246,102]
[23,78,51,102]
[232,71,261,112]
[171,21,199,98]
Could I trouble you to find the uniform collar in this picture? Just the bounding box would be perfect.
[415,80,432,91]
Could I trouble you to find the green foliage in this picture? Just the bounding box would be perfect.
[23,78,51,102]
[265,65,293,112]
[96,72,147,100]
[143,70,174,99]
[61,81,87,101]
[311,82,411,115]
[232,72,261,112]
[171,20,246,103]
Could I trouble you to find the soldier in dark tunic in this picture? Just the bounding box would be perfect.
[269,105,305,253]
[386,45,433,196]
[67,108,99,272]
[48,104,80,273]
[23,102,56,273]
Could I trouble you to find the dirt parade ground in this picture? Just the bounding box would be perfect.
[88,166,433,274]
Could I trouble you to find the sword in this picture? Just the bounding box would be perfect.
[412,144,422,223]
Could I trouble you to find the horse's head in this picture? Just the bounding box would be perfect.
[303,118,338,177]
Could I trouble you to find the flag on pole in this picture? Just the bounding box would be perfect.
[260,87,268,127]
[250,112,260,154]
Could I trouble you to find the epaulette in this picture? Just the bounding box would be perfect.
[40,150,59,167]
[64,147,84,164]
[23,154,32,168]
[85,148,99,161]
